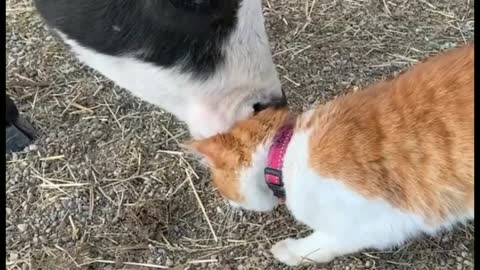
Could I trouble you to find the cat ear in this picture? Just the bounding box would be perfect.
[186,137,224,167]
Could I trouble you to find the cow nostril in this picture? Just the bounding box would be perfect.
[253,99,287,114]
[278,91,288,106]
[280,89,288,103]
[253,90,288,114]
[253,102,266,113]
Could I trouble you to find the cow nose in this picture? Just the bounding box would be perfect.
[253,90,288,113]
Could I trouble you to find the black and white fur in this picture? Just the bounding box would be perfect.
[34,0,286,138]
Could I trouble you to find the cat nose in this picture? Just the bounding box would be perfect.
[253,90,288,113]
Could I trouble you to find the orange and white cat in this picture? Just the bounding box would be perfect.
[189,44,474,266]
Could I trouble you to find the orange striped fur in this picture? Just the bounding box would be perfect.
[191,44,474,222]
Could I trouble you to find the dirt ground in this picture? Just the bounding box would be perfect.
[6,0,474,269]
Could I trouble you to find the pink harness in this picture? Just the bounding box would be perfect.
[264,125,294,202]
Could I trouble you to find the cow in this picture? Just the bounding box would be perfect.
[32,0,287,139]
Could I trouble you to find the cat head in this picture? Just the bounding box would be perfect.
[189,108,290,211]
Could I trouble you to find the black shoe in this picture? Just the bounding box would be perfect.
[6,95,37,153]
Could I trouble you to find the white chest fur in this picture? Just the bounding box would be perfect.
[271,130,472,266]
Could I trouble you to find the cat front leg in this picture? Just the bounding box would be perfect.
[270,231,340,266]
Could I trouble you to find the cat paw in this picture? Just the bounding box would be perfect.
[271,238,303,266]
[271,237,338,266]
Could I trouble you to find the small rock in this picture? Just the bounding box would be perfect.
[68,200,75,209]
[442,235,451,242]
[9,252,18,261]
[20,233,31,240]
[17,224,28,232]
[62,200,69,209]
[6,208,12,216]
[165,258,173,267]
[61,236,71,242]
[28,144,38,151]
[365,260,372,268]
[440,42,457,50]
[92,130,103,138]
